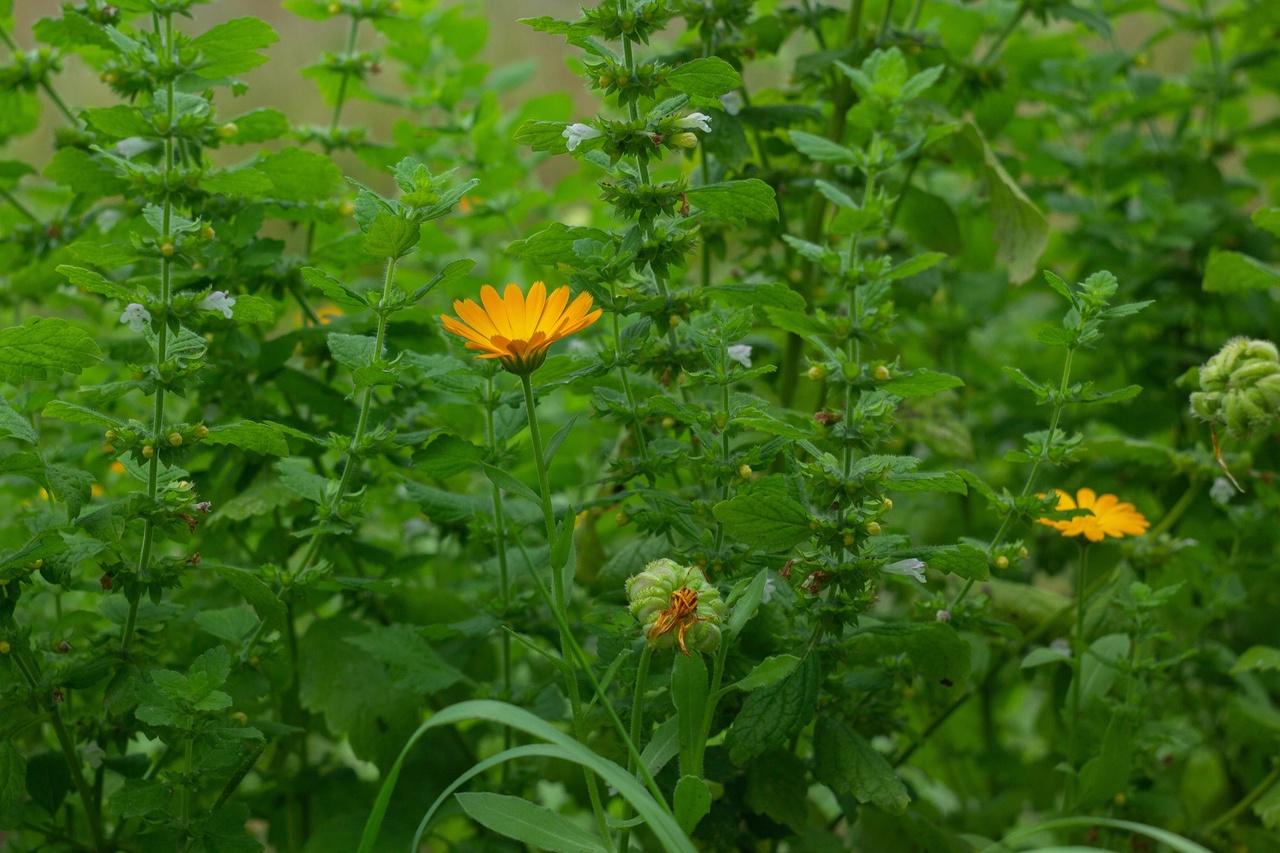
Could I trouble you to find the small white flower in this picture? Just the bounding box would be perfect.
[727,344,753,368]
[120,303,151,333]
[113,137,154,159]
[882,558,927,584]
[199,290,236,319]
[83,741,105,770]
[1209,476,1236,505]
[677,112,712,133]
[562,122,603,152]
[1050,637,1073,658]
[935,609,951,622]
[719,92,743,116]
[761,576,777,605]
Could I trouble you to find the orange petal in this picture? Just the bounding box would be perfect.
[536,286,572,336]
[1053,489,1077,511]
[1075,488,1097,510]
[503,284,528,338]
[455,298,501,339]
[1091,494,1118,514]
[441,315,493,348]
[525,282,548,332]
[481,285,514,339]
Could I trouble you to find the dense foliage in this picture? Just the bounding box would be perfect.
[1,0,1278,851]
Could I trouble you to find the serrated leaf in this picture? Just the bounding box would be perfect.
[713,490,812,552]
[663,56,742,98]
[56,265,134,301]
[884,252,947,281]
[346,624,465,695]
[508,223,613,265]
[813,715,910,814]
[204,421,289,456]
[301,267,369,311]
[190,17,279,78]
[415,434,484,479]
[0,396,37,443]
[363,212,422,259]
[0,317,102,384]
[685,179,778,225]
[848,622,971,685]
[257,147,346,202]
[726,653,819,764]
[733,655,801,692]
[1231,646,1280,675]
[214,566,286,631]
[328,333,377,370]
[41,401,124,430]
[200,167,274,197]
[0,742,27,820]
[514,120,571,154]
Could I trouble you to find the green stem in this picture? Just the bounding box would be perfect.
[519,372,610,843]
[0,184,40,224]
[50,710,105,853]
[1147,479,1203,539]
[1067,541,1090,808]
[485,373,514,766]
[951,346,1076,610]
[1201,760,1280,839]
[616,644,653,853]
[123,10,179,662]
[180,721,194,826]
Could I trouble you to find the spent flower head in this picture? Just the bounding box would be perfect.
[441,282,601,375]
[626,558,726,655]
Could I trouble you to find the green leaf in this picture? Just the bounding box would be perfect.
[884,252,947,281]
[346,623,465,695]
[300,267,368,311]
[727,653,819,764]
[454,792,609,853]
[732,655,801,692]
[0,317,102,384]
[257,148,346,202]
[813,715,910,814]
[1072,633,1130,709]
[0,396,37,443]
[663,57,743,98]
[25,751,71,816]
[225,108,290,143]
[713,490,812,552]
[788,130,858,165]
[514,120,571,154]
[200,167,274,198]
[1231,646,1280,675]
[404,480,489,524]
[362,212,422,259]
[0,742,27,821]
[328,333,377,370]
[685,180,778,225]
[979,818,1214,853]
[673,775,712,835]
[109,780,172,819]
[848,622,971,685]
[229,294,276,325]
[886,471,968,494]
[957,122,1047,284]
[508,223,613,265]
[1252,207,1280,238]
[190,17,279,78]
[415,434,484,479]
[482,463,542,505]
[1021,647,1072,669]
[726,570,767,640]
[214,566,287,632]
[745,749,809,831]
[881,368,964,397]
[1202,249,1280,293]
[672,651,708,778]
[1078,714,1132,806]
[916,543,988,581]
[204,421,289,456]
[83,105,153,138]
[358,701,698,853]
[46,464,93,519]
[56,265,134,301]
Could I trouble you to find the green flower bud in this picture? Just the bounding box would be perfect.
[625,558,727,654]
[1191,337,1280,439]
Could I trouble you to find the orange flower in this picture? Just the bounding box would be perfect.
[1037,488,1149,542]
[441,282,601,375]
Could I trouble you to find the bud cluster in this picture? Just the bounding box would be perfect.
[626,558,727,653]
[1190,338,1280,440]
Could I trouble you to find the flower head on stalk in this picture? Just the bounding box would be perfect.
[1037,488,1149,542]
[441,282,601,375]
[626,559,726,655]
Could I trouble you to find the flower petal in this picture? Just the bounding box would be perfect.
[481,285,514,339]
[455,298,501,339]
[1075,488,1097,510]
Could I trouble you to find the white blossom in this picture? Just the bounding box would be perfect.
[1209,476,1236,505]
[677,112,712,133]
[199,290,236,319]
[83,741,105,770]
[882,558,927,584]
[761,576,777,605]
[562,122,603,152]
[727,344,753,368]
[120,303,151,333]
[719,92,743,116]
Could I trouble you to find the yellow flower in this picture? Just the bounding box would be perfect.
[441,282,601,375]
[1037,488,1149,542]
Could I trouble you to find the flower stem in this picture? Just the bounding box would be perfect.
[616,643,653,853]
[1201,760,1280,840]
[1067,541,1090,809]
[519,372,610,842]
[485,373,514,766]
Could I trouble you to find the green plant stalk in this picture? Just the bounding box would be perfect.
[519,372,611,843]
[1067,541,1090,810]
[1201,760,1280,839]
[951,345,1077,609]
[122,9,179,661]
[779,0,865,408]
[693,637,732,778]
[0,184,40,224]
[180,719,194,826]
[12,652,105,852]
[616,643,654,853]
[607,284,651,466]
[712,371,733,553]
[841,161,878,479]
[485,373,514,763]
